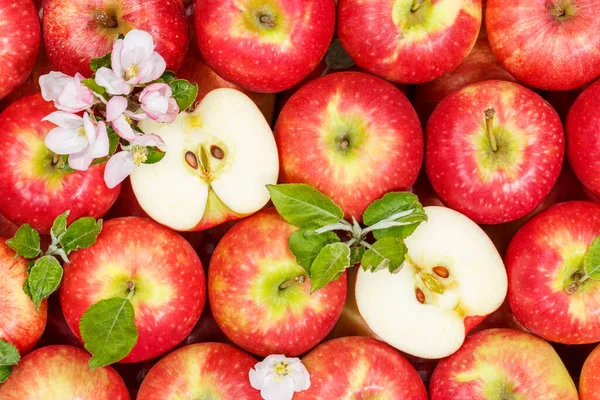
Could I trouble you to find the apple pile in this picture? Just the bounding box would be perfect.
[1,0,600,399]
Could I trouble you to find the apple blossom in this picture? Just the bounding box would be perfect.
[249,355,310,400]
[138,83,179,123]
[95,30,167,95]
[39,71,96,113]
[106,96,136,141]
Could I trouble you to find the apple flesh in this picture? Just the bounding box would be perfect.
[60,217,206,363]
[507,201,600,344]
[137,343,260,400]
[356,206,507,359]
[426,79,564,225]
[296,337,428,399]
[337,0,481,84]
[580,343,600,400]
[430,329,578,400]
[195,0,335,93]
[276,71,423,221]
[131,88,279,231]
[42,0,188,76]
[0,345,130,399]
[486,0,600,90]
[0,0,40,101]
[209,208,347,357]
[0,94,120,234]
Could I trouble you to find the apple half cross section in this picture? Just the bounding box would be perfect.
[356,206,508,359]
[131,88,279,231]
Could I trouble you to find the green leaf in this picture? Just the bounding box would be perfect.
[80,297,138,369]
[350,245,365,267]
[309,242,350,293]
[6,224,41,259]
[81,78,107,97]
[361,237,408,273]
[363,192,427,239]
[23,278,32,299]
[584,235,600,279]
[27,256,64,311]
[325,38,355,72]
[51,210,70,243]
[158,70,176,84]
[107,126,120,156]
[59,217,103,254]
[267,184,344,228]
[144,146,166,164]
[288,229,340,274]
[169,79,198,111]
[0,365,12,383]
[90,53,111,72]
[0,340,20,366]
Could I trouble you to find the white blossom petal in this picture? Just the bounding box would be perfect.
[261,377,295,400]
[91,121,110,158]
[44,127,88,155]
[112,115,136,141]
[131,133,165,147]
[106,96,128,122]
[42,111,83,129]
[249,355,310,400]
[82,113,97,144]
[138,52,167,83]
[104,151,135,189]
[39,71,71,101]
[95,67,131,95]
[68,147,95,171]
[111,39,125,78]
[121,30,155,69]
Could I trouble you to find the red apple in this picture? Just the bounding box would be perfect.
[209,208,347,357]
[0,345,130,399]
[0,94,120,234]
[580,343,600,400]
[276,71,423,221]
[0,239,47,355]
[486,0,600,90]
[60,217,206,363]
[0,0,40,101]
[194,0,335,93]
[507,201,600,344]
[0,214,18,239]
[42,0,188,77]
[567,80,600,198]
[430,329,578,399]
[426,79,564,225]
[296,337,428,399]
[337,0,482,84]
[137,343,260,399]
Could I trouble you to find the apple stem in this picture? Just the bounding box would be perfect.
[564,272,590,295]
[279,275,306,290]
[485,108,498,152]
[93,10,117,28]
[259,14,276,29]
[554,5,566,17]
[126,281,135,299]
[411,0,426,12]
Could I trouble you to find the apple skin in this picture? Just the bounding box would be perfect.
[506,201,600,344]
[0,239,47,355]
[426,79,564,225]
[60,217,206,363]
[0,345,130,399]
[486,0,600,90]
[276,71,423,221]
[42,0,188,77]
[566,80,600,199]
[337,0,481,84]
[580,343,600,400]
[0,94,120,234]
[429,329,578,400]
[137,343,261,400]
[0,0,40,101]
[209,208,347,357]
[194,0,335,93]
[296,337,428,400]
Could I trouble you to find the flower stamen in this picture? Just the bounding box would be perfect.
[131,145,148,166]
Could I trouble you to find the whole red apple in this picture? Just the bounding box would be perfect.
[137,343,260,399]
[276,71,423,221]
[296,337,428,399]
[580,343,600,400]
[507,201,600,344]
[0,0,40,101]
[486,0,600,90]
[209,208,347,357]
[61,217,206,363]
[0,239,47,355]
[194,0,335,93]
[0,94,120,234]
[430,329,578,399]
[42,0,188,76]
[0,345,130,399]
[426,79,564,225]
[337,0,481,84]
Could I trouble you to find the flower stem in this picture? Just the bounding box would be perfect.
[279,275,306,290]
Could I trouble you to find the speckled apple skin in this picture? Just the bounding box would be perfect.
[60,217,206,363]
[276,72,423,222]
[0,94,121,234]
[426,80,564,225]
[0,0,40,100]
[0,345,130,399]
[209,208,347,357]
[580,343,600,400]
[507,201,600,344]
[137,343,261,400]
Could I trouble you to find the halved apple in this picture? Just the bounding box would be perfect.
[131,88,279,231]
[355,206,507,359]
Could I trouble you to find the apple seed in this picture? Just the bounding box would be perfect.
[185,151,198,169]
[415,287,425,304]
[210,145,225,160]
[432,266,450,278]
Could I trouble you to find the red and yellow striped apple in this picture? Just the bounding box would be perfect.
[580,343,600,400]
